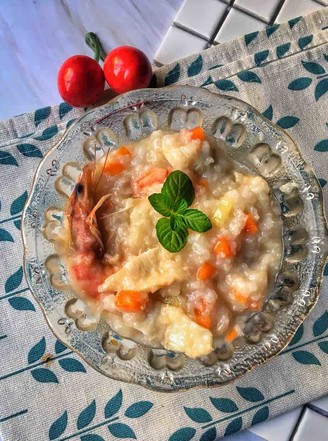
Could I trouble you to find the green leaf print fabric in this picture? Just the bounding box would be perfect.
[0,8,328,441]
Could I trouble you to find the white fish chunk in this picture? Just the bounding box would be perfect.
[160,305,213,358]
[99,247,185,293]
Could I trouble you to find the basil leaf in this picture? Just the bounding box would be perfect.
[162,171,195,206]
[156,217,188,252]
[174,198,188,214]
[148,193,173,216]
[182,209,212,232]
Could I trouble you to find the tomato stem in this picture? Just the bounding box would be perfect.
[85,32,107,63]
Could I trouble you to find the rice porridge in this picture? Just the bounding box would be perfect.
[54,127,282,358]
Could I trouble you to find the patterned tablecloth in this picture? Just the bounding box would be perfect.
[0,8,327,441]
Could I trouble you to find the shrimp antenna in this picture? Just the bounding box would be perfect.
[94,147,111,191]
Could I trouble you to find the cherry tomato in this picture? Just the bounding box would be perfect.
[104,46,152,94]
[57,55,105,107]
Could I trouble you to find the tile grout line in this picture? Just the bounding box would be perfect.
[229,4,270,25]
[172,22,210,43]
[306,403,328,418]
[270,0,288,25]
[208,0,234,45]
[288,405,307,441]
[313,0,328,6]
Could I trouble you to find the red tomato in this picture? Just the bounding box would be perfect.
[104,46,152,94]
[57,55,105,107]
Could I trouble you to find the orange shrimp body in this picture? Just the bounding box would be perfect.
[66,164,109,298]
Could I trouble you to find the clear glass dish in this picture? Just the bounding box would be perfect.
[22,86,328,391]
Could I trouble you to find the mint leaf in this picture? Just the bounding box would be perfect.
[182,209,212,232]
[149,170,212,253]
[148,193,173,216]
[174,199,188,214]
[162,171,195,206]
[170,214,184,230]
[156,218,188,252]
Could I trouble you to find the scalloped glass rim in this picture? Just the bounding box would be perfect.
[22,86,328,391]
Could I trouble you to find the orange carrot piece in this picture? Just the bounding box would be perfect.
[116,146,132,157]
[233,290,248,306]
[104,162,125,176]
[195,314,212,329]
[190,126,205,141]
[225,327,238,343]
[194,297,212,329]
[243,214,258,235]
[233,289,262,311]
[247,298,263,311]
[136,168,168,189]
[197,262,216,281]
[115,290,149,312]
[199,178,208,188]
[214,236,234,258]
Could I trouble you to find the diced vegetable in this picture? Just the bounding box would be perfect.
[232,289,262,311]
[135,168,168,190]
[243,213,258,234]
[116,146,132,157]
[225,326,238,343]
[195,314,211,329]
[104,162,125,175]
[248,299,262,311]
[194,297,212,329]
[213,198,233,228]
[162,295,182,307]
[103,147,132,176]
[197,262,216,281]
[115,290,149,312]
[232,290,248,306]
[198,178,208,188]
[189,126,205,141]
[214,236,234,258]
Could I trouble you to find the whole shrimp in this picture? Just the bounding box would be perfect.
[65,163,112,298]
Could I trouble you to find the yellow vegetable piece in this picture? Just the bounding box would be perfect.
[213,198,233,228]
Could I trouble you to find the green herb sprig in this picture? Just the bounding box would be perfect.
[148,170,212,253]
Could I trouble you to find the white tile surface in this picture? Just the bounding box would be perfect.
[175,0,227,39]
[293,408,328,441]
[154,25,207,64]
[249,407,303,441]
[225,429,266,441]
[214,8,266,43]
[276,0,323,23]
[235,0,281,22]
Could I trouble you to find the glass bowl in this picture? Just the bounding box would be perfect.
[22,86,328,391]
